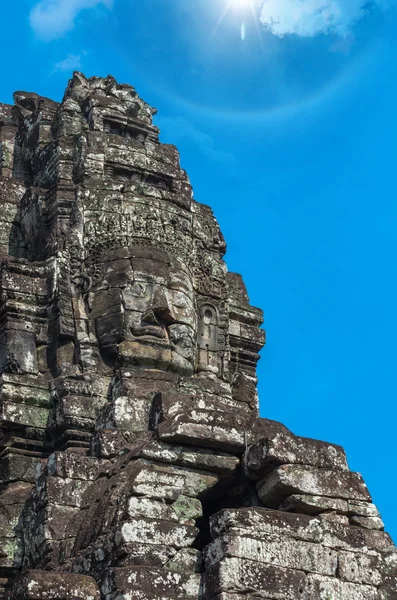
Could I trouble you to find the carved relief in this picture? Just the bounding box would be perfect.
[197,303,219,374]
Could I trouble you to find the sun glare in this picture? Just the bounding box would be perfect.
[214,0,260,42]
[230,0,253,8]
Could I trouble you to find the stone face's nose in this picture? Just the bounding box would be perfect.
[144,287,176,326]
[150,286,169,312]
[131,286,175,339]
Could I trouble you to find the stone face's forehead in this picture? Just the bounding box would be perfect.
[90,247,194,290]
[82,192,224,293]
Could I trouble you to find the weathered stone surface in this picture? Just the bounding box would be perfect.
[204,557,307,599]
[379,576,397,600]
[257,464,371,507]
[165,548,202,573]
[210,508,323,544]
[118,518,199,548]
[140,439,239,476]
[11,571,100,599]
[103,566,201,598]
[321,519,394,552]
[348,500,380,518]
[305,574,378,600]
[338,550,382,586]
[245,432,348,478]
[205,533,338,576]
[319,512,349,526]
[127,460,219,499]
[112,542,177,567]
[0,72,393,600]
[279,493,349,515]
[47,453,106,481]
[158,410,252,452]
[350,515,385,530]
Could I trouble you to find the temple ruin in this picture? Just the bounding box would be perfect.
[0,72,395,599]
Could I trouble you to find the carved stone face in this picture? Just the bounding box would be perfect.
[88,247,197,374]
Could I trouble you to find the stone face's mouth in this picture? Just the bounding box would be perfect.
[130,325,167,339]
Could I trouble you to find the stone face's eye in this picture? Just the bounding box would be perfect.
[170,291,189,309]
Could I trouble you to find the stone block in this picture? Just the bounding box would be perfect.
[56,395,107,431]
[38,476,91,508]
[0,453,40,483]
[171,495,202,523]
[43,504,81,541]
[379,576,397,600]
[338,550,382,586]
[319,513,349,526]
[0,481,32,505]
[103,566,201,598]
[0,536,23,568]
[115,542,177,567]
[210,508,323,544]
[127,460,218,499]
[10,570,100,599]
[0,330,37,375]
[350,515,385,530]
[204,557,307,599]
[126,494,202,525]
[127,496,179,521]
[118,518,198,548]
[165,548,202,573]
[257,465,371,507]
[279,494,349,515]
[348,500,380,518]
[305,574,378,600]
[151,389,252,428]
[321,519,394,552]
[0,401,49,429]
[140,439,239,476]
[47,452,106,481]
[245,432,348,478]
[111,395,151,433]
[204,533,338,576]
[0,502,25,537]
[92,429,135,458]
[0,373,50,405]
[157,409,251,452]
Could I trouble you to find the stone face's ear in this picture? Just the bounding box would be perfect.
[197,303,219,374]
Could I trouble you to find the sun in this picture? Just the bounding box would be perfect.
[214,0,260,40]
[230,0,254,8]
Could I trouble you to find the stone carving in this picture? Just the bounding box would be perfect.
[0,72,395,600]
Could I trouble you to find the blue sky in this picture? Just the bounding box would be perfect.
[2,0,397,539]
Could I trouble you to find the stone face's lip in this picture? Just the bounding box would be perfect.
[131,325,167,339]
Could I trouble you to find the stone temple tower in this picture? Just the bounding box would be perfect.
[0,72,395,599]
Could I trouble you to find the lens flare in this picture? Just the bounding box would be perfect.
[214,0,259,38]
[231,0,254,8]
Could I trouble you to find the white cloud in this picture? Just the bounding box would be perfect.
[156,116,236,166]
[30,0,113,41]
[52,53,84,72]
[259,0,393,37]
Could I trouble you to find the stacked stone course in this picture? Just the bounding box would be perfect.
[0,72,394,599]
